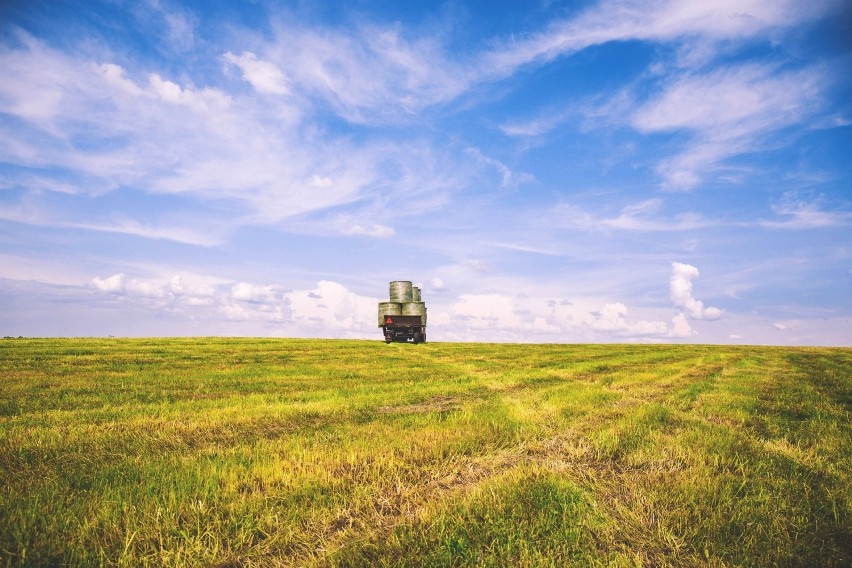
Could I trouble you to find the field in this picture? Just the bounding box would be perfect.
[0,338,850,567]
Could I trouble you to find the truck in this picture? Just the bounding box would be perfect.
[381,314,426,344]
[379,280,427,343]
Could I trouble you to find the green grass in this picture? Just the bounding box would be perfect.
[0,338,849,567]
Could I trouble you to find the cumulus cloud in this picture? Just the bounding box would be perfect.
[588,302,669,336]
[285,281,377,332]
[92,272,220,306]
[451,293,523,330]
[433,291,670,341]
[670,262,723,320]
[670,312,695,338]
[84,267,724,342]
[230,282,282,303]
[222,284,289,322]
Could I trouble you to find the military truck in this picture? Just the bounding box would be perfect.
[378,281,427,343]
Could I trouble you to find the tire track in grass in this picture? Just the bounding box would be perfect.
[306,354,730,566]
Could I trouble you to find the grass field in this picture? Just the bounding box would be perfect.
[0,338,850,567]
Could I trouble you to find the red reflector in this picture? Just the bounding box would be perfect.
[385,316,393,324]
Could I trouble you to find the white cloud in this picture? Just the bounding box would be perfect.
[555,199,708,233]
[309,175,334,188]
[124,279,169,298]
[591,302,628,331]
[147,73,232,112]
[499,108,573,138]
[162,10,196,53]
[230,282,282,303]
[670,262,723,320]
[223,51,291,95]
[169,275,216,306]
[0,35,472,237]
[138,0,198,54]
[284,281,377,333]
[464,147,534,188]
[481,1,836,189]
[588,302,668,336]
[246,0,837,125]
[91,272,222,306]
[432,291,671,341]
[265,21,467,123]
[760,193,851,229]
[71,218,223,246]
[631,63,825,189]
[343,224,395,238]
[92,273,126,293]
[670,312,695,337]
[480,0,833,77]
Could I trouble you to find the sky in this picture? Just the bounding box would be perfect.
[1,0,850,345]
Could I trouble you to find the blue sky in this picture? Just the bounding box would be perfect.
[1,0,850,344]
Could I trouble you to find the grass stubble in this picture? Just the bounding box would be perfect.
[0,338,849,566]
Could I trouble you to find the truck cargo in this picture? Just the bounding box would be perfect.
[379,281,427,343]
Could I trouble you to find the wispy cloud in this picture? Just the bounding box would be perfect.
[480,0,833,76]
[0,32,474,239]
[483,1,840,189]
[263,19,468,123]
[223,51,291,95]
[464,147,535,189]
[759,192,852,229]
[499,108,574,138]
[555,198,711,232]
[341,223,395,238]
[630,63,826,189]
[70,218,224,246]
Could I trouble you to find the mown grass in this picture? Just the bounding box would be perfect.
[0,338,849,567]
